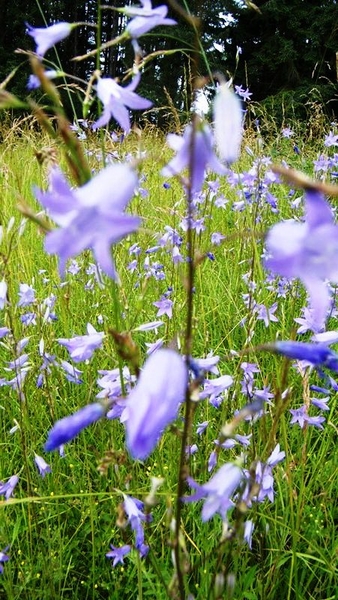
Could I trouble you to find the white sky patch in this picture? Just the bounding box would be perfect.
[220,12,237,25]
[193,90,210,116]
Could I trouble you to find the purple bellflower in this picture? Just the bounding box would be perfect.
[184,462,243,521]
[27,70,60,90]
[0,280,7,310]
[124,0,177,39]
[0,475,19,500]
[153,296,173,318]
[106,544,131,567]
[60,360,83,384]
[93,72,152,133]
[34,164,140,281]
[125,349,187,459]
[18,283,35,307]
[123,495,151,557]
[161,121,226,195]
[0,548,9,574]
[267,340,338,372]
[290,405,326,429]
[58,323,104,362]
[243,520,254,549]
[26,22,73,57]
[324,131,338,147]
[265,190,338,328]
[44,402,106,451]
[34,454,52,478]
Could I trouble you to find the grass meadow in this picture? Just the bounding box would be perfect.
[0,113,337,600]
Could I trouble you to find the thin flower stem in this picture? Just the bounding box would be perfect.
[171,0,203,591]
[110,280,126,397]
[174,109,199,600]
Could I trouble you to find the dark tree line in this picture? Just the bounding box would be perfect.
[1,0,337,125]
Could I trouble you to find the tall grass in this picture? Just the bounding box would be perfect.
[0,119,337,599]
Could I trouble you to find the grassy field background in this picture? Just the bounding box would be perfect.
[0,114,337,599]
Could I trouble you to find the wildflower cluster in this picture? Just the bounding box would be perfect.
[0,1,337,595]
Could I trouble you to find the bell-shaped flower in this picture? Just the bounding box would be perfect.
[265,190,338,328]
[58,323,104,363]
[34,454,52,478]
[34,164,140,281]
[27,69,60,90]
[184,462,243,521]
[266,340,338,372]
[93,72,152,133]
[124,0,177,39]
[0,548,10,574]
[106,544,131,567]
[26,22,73,58]
[0,475,19,500]
[213,81,243,164]
[125,349,187,459]
[45,402,106,451]
[162,121,226,195]
[0,280,7,309]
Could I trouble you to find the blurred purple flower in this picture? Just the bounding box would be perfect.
[34,454,52,477]
[106,544,131,567]
[312,330,338,344]
[0,548,9,574]
[207,450,218,472]
[27,70,59,90]
[6,353,30,371]
[145,338,164,355]
[267,443,285,466]
[324,131,338,147]
[60,360,83,384]
[294,306,322,334]
[0,280,7,310]
[34,164,140,281]
[281,127,294,138]
[311,396,330,410]
[134,320,164,332]
[125,349,187,459]
[235,86,252,102]
[162,122,226,195]
[0,475,19,500]
[45,402,106,451]
[243,520,254,548]
[0,327,10,338]
[186,443,198,456]
[290,407,308,428]
[265,190,338,327]
[254,462,275,503]
[20,312,37,326]
[193,355,220,376]
[58,323,104,362]
[269,340,338,372]
[211,232,225,245]
[26,22,72,57]
[93,72,152,133]
[290,405,325,429]
[124,0,177,39]
[153,296,173,318]
[184,462,243,521]
[196,421,209,435]
[123,495,151,557]
[199,374,233,403]
[256,302,278,327]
